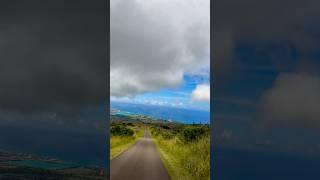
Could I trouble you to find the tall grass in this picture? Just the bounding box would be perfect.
[110,136,136,159]
[110,125,144,159]
[151,126,210,180]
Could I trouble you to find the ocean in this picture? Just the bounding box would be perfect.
[0,124,107,168]
[0,103,108,168]
[213,148,320,180]
[110,102,210,124]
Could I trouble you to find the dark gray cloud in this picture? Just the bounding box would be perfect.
[0,0,107,113]
[214,0,320,127]
[213,0,320,161]
[258,73,320,130]
[213,0,320,72]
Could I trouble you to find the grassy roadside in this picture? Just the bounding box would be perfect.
[149,125,210,180]
[110,124,144,159]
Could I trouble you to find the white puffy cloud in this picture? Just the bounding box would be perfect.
[258,73,320,130]
[191,84,210,102]
[111,0,210,97]
[111,95,186,108]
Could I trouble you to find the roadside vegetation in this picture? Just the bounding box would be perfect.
[150,124,210,180]
[110,114,210,179]
[110,123,144,159]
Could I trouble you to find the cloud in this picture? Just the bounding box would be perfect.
[214,97,255,106]
[0,106,107,133]
[213,0,320,73]
[214,114,252,122]
[213,28,235,73]
[0,1,107,113]
[212,0,320,156]
[111,0,210,97]
[258,73,320,130]
[111,95,185,108]
[221,130,233,140]
[191,84,210,102]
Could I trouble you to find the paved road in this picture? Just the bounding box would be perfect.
[110,127,170,180]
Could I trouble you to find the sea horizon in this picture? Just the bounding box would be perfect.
[110,101,210,124]
[0,123,107,168]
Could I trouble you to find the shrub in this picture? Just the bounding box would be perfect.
[161,125,170,129]
[179,127,207,142]
[162,131,175,140]
[110,125,134,136]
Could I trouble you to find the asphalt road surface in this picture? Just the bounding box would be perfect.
[110,127,170,180]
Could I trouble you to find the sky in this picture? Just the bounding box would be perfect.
[0,0,107,118]
[213,0,320,158]
[110,0,210,112]
[0,0,107,166]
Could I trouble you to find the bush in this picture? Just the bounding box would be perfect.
[150,126,175,139]
[150,126,161,136]
[127,123,134,126]
[161,125,170,129]
[179,127,207,142]
[162,131,175,140]
[110,125,134,136]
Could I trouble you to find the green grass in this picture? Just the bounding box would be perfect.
[150,126,210,180]
[110,136,136,159]
[110,125,144,159]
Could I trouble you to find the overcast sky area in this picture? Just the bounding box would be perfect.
[0,0,107,127]
[110,0,210,112]
[0,0,107,166]
[213,0,320,159]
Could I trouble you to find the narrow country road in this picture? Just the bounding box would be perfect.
[110,126,170,180]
